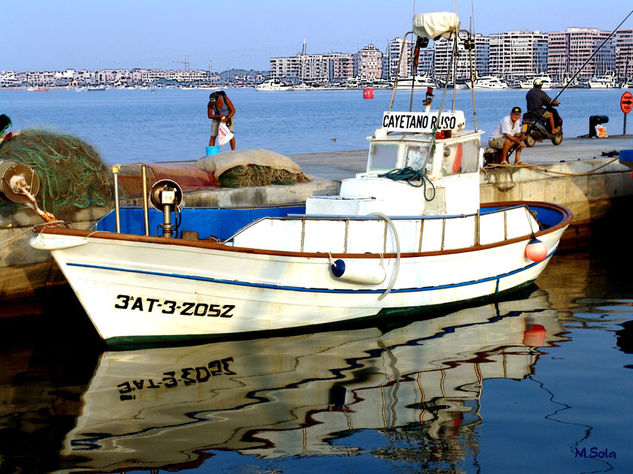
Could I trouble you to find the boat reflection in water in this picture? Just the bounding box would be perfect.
[62,290,566,471]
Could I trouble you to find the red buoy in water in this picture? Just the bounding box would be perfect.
[525,237,547,262]
[363,87,374,99]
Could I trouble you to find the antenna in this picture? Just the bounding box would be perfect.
[173,60,190,70]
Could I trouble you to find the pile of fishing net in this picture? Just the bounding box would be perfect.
[0,129,112,218]
[196,149,311,188]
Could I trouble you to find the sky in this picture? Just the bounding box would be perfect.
[2,0,632,72]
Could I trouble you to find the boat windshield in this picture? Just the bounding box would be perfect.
[405,144,430,172]
[368,143,399,171]
[368,142,432,173]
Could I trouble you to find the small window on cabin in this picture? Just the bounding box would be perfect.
[405,145,430,172]
[368,143,399,171]
[440,139,480,176]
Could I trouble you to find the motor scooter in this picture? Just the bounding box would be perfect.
[521,106,563,146]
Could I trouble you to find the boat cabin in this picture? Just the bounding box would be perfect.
[306,109,483,217]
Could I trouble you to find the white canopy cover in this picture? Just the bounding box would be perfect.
[412,12,460,40]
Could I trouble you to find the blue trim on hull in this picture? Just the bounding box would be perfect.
[65,251,554,295]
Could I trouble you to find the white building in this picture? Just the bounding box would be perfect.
[270,56,301,82]
[270,50,354,83]
[433,34,488,81]
[488,31,548,79]
[386,37,414,80]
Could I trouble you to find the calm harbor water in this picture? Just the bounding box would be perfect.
[2,248,633,473]
[1,87,633,473]
[1,87,631,163]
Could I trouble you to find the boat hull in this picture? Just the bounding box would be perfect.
[33,203,570,345]
[60,292,565,469]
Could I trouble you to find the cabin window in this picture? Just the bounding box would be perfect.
[405,145,430,172]
[368,143,399,171]
[440,139,480,175]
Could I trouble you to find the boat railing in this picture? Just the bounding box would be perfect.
[228,204,542,254]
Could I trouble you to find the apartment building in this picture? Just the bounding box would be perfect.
[270,56,301,82]
[386,37,414,80]
[271,49,365,83]
[488,31,548,79]
[433,34,488,81]
[354,44,383,80]
[547,28,615,81]
[0,70,18,87]
[327,54,355,83]
[616,29,633,79]
[128,68,209,84]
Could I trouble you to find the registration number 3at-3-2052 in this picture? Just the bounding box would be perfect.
[114,294,235,318]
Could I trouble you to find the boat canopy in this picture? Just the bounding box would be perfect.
[412,12,459,40]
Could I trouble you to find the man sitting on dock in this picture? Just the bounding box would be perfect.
[489,106,526,165]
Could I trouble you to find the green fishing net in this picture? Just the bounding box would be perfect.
[219,164,310,188]
[0,129,112,218]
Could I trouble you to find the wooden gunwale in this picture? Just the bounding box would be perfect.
[33,201,572,260]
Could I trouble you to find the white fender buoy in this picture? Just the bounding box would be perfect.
[525,237,547,262]
[330,259,386,285]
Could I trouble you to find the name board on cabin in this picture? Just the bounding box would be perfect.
[381,111,463,132]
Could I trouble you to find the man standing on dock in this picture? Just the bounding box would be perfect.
[489,106,526,165]
[208,91,236,150]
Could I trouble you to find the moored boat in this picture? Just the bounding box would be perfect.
[254,78,292,91]
[30,12,572,345]
[393,75,436,90]
[587,73,617,89]
[519,75,553,89]
[468,75,509,89]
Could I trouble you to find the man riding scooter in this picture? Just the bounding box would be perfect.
[523,78,563,146]
[526,78,560,133]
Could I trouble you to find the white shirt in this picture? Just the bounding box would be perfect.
[492,115,521,139]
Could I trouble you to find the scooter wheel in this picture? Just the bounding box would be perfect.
[525,135,536,147]
[551,133,563,146]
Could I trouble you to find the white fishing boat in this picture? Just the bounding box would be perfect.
[254,78,292,91]
[469,75,509,89]
[30,12,571,345]
[587,73,617,89]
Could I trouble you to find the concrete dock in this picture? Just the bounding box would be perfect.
[117,135,633,215]
[286,135,633,179]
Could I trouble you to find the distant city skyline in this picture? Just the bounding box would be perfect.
[3,0,632,72]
